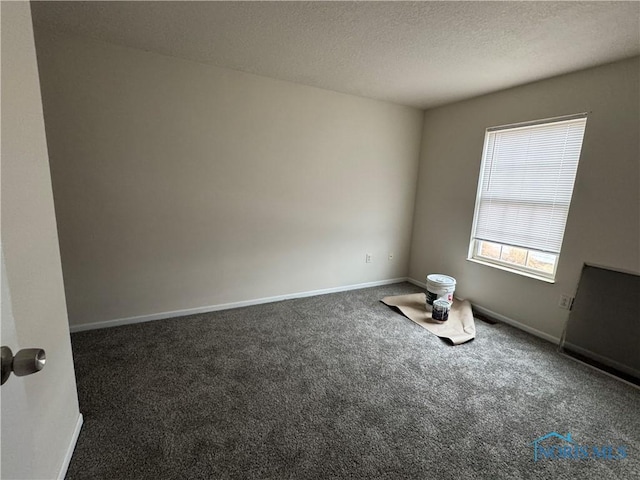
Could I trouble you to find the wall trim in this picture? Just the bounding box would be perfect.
[407,276,560,344]
[58,413,83,480]
[69,278,408,333]
[407,277,426,289]
[471,303,560,344]
[71,276,561,346]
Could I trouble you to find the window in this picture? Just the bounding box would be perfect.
[468,114,587,281]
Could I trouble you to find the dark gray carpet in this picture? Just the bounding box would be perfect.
[67,282,639,479]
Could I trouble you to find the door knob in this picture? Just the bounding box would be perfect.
[1,346,46,386]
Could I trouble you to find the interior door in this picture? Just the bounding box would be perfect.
[1,251,37,476]
[1,2,82,479]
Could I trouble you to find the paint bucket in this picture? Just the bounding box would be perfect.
[426,274,456,305]
[432,299,451,321]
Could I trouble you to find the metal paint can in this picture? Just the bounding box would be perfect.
[432,299,451,321]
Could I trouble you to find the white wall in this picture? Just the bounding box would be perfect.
[409,57,640,341]
[1,3,81,478]
[34,30,423,328]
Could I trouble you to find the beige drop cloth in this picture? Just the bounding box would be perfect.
[381,293,476,345]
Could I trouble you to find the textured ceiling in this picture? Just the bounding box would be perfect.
[31,1,640,109]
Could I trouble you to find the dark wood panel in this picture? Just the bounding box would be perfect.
[561,264,640,383]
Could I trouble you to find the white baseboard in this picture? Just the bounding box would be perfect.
[70,278,408,333]
[469,303,560,344]
[406,277,426,289]
[58,413,83,480]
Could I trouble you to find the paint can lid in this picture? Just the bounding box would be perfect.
[433,299,451,309]
[426,274,456,286]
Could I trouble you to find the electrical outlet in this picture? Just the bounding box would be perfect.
[365,253,372,263]
[388,253,394,261]
[558,294,574,310]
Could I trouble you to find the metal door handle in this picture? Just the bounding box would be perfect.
[1,346,46,386]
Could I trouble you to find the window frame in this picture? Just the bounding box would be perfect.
[467,113,587,282]
[468,239,558,282]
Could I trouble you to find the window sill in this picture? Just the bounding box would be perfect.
[466,257,556,284]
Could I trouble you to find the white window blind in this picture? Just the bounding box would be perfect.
[472,115,587,255]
